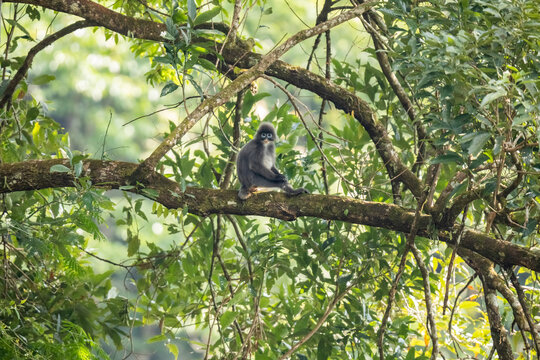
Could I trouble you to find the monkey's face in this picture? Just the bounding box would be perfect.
[256,122,277,144]
[259,131,274,144]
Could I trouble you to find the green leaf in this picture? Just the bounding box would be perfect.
[5,19,33,39]
[197,58,217,72]
[242,92,271,117]
[26,107,40,121]
[466,132,491,156]
[194,7,221,26]
[220,311,236,329]
[127,231,140,256]
[338,274,352,285]
[73,161,83,177]
[317,337,332,360]
[50,164,71,173]
[480,89,506,107]
[32,74,55,85]
[187,0,197,21]
[320,237,336,251]
[430,152,464,165]
[26,6,41,20]
[166,343,179,360]
[405,347,416,360]
[147,334,167,343]
[160,81,179,97]
[141,188,158,199]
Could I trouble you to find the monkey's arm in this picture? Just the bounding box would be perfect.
[271,166,281,175]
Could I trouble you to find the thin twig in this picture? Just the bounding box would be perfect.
[448,275,476,356]
[278,284,352,359]
[219,88,246,189]
[262,74,358,191]
[0,19,96,109]
[508,268,540,355]
[134,1,377,175]
[443,205,469,314]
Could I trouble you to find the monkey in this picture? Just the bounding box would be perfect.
[236,122,309,200]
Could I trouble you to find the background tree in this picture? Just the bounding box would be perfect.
[1,0,539,359]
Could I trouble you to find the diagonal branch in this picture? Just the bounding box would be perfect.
[133,1,377,178]
[5,0,169,40]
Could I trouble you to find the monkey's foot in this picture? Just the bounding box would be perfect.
[238,188,252,200]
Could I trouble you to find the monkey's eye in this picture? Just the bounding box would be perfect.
[261,133,267,139]
[266,133,273,139]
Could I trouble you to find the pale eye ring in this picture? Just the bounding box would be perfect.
[267,133,273,139]
[261,133,267,139]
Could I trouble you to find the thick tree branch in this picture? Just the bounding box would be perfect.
[1,159,539,273]
[5,0,168,40]
[134,1,376,177]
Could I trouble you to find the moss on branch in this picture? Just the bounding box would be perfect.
[1,159,539,272]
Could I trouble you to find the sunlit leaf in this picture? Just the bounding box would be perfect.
[160,81,179,97]
[193,7,221,26]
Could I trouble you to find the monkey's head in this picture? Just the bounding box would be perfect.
[255,122,277,145]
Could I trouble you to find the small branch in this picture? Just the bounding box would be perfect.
[443,206,468,314]
[508,269,540,354]
[220,0,243,52]
[306,0,333,71]
[278,286,351,359]
[219,88,245,190]
[319,30,331,196]
[214,216,245,346]
[376,239,410,358]
[448,275,476,342]
[225,214,253,285]
[0,19,96,109]
[410,242,439,359]
[378,164,438,358]
[483,284,515,360]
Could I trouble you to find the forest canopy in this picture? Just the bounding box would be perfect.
[1,0,540,359]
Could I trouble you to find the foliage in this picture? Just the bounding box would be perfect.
[0,0,539,359]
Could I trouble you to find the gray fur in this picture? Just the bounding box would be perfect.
[237,122,309,200]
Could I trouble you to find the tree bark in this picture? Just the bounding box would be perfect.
[2,159,539,272]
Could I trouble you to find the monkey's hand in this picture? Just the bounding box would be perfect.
[250,163,285,182]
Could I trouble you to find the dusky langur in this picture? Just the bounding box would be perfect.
[236,122,309,200]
